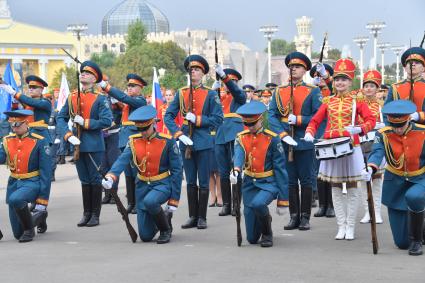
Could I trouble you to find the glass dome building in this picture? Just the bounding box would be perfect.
[102,0,170,35]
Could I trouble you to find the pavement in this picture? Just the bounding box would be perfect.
[0,163,424,283]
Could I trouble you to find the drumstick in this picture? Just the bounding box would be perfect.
[351,98,356,126]
[379,105,383,123]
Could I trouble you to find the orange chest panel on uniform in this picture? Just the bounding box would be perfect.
[4,136,37,174]
[395,81,425,109]
[181,88,208,116]
[131,137,167,176]
[240,133,272,173]
[385,131,425,171]
[24,105,35,123]
[278,86,311,116]
[220,92,233,114]
[70,92,97,120]
[121,105,130,123]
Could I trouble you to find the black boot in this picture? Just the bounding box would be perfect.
[408,210,424,256]
[219,178,231,216]
[311,190,318,208]
[86,184,102,227]
[51,171,56,182]
[314,179,327,217]
[125,176,136,214]
[284,186,300,230]
[325,182,335,218]
[197,189,209,229]
[154,208,172,244]
[102,189,112,204]
[231,179,242,217]
[15,206,35,242]
[77,184,92,227]
[32,209,48,234]
[0,229,3,240]
[260,214,273,247]
[166,211,173,233]
[181,185,199,229]
[299,186,312,231]
[58,155,65,165]
[109,190,116,204]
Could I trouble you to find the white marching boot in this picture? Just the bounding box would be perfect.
[373,178,383,224]
[332,187,346,240]
[345,188,360,240]
[360,182,370,224]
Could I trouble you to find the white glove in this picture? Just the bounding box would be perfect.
[375,122,385,130]
[165,205,177,213]
[110,97,119,104]
[102,176,114,190]
[230,171,239,185]
[303,132,315,143]
[68,135,81,145]
[282,136,298,146]
[313,76,321,86]
[361,166,373,182]
[215,63,226,78]
[185,112,196,124]
[54,138,61,144]
[288,114,297,125]
[276,206,289,216]
[34,204,47,211]
[211,80,221,90]
[178,135,193,146]
[98,80,108,89]
[316,63,327,77]
[0,84,16,96]
[410,112,419,122]
[74,115,84,126]
[345,126,362,135]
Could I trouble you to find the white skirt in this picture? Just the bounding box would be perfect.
[318,146,364,183]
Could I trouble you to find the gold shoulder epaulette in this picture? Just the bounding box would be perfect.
[31,133,44,139]
[179,86,189,92]
[304,83,318,89]
[378,126,392,134]
[237,129,250,136]
[5,133,16,138]
[203,86,213,90]
[158,132,172,139]
[414,123,425,129]
[264,129,278,137]
[129,133,142,139]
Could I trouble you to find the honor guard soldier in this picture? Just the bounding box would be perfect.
[102,105,182,243]
[243,84,256,103]
[309,63,335,218]
[232,101,289,247]
[0,110,50,242]
[384,47,425,124]
[0,75,52,233]
[45,93,61,182]
[164,54,223,230]
[99,74,147,213]
[260,89,273,110]
[212,65,246,216]
[57,61,113,227]
[365,100,425,255]
[269,51,321,231]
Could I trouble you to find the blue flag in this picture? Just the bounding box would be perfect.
[0,62,18,119]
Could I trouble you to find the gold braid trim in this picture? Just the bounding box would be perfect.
[129,138,146,174]
[382,133,404,170]
[275,87,289,117]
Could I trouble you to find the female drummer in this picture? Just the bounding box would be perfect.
[358,70,385,224]
[303,58,376,240]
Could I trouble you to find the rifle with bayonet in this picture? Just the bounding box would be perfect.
[364,158,379,254]
[229,146,242,247]
[408,41,415,102]
[288,62,295,162]
[214,31,221,97]
[61,48,82,161]
[420,31,425,48]
[185,49,194,159]
[319,32,328,63]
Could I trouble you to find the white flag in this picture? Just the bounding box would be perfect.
[57,72,70,111]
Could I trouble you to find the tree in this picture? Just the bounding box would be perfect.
[327,48,342,61]
[90,51,117,70]
[265,39,296,56]
[50,66,78,91]
[126,20,147,49]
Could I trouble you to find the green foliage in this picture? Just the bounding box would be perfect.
[50,66,78,91]
[327,49,342,61]
[265,39,296,56]
[126,20,147,49]
[90,51,117,69]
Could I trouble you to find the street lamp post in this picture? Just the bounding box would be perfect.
[67,24,88,60]
[259,25,278,83]
[366,21,386,69]
[353,36,369,86]
[377,42,391,84]
[391,45,405,82]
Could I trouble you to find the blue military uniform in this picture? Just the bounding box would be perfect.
[243,84,256,103]
[268,51,322,230]
[57,61,113,227]
[0,110,50,242]
[103,74,147,213]
[368,100,425,255]
[234,101,289,247]
[215,68,246,216]
[105,105,182,243]
[164,54,224,229]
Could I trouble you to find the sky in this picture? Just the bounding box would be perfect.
[7,0,425,64]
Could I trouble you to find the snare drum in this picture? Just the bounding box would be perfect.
[314,137,354,160]
[359,131,376,144]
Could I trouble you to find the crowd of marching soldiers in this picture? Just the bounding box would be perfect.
[0,44,425,257]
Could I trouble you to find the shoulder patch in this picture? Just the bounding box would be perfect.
[237,129,250,137]
[378,126,392,134]
[31,133,44,140]
[264,129,278,137]
[158,132,172,139]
